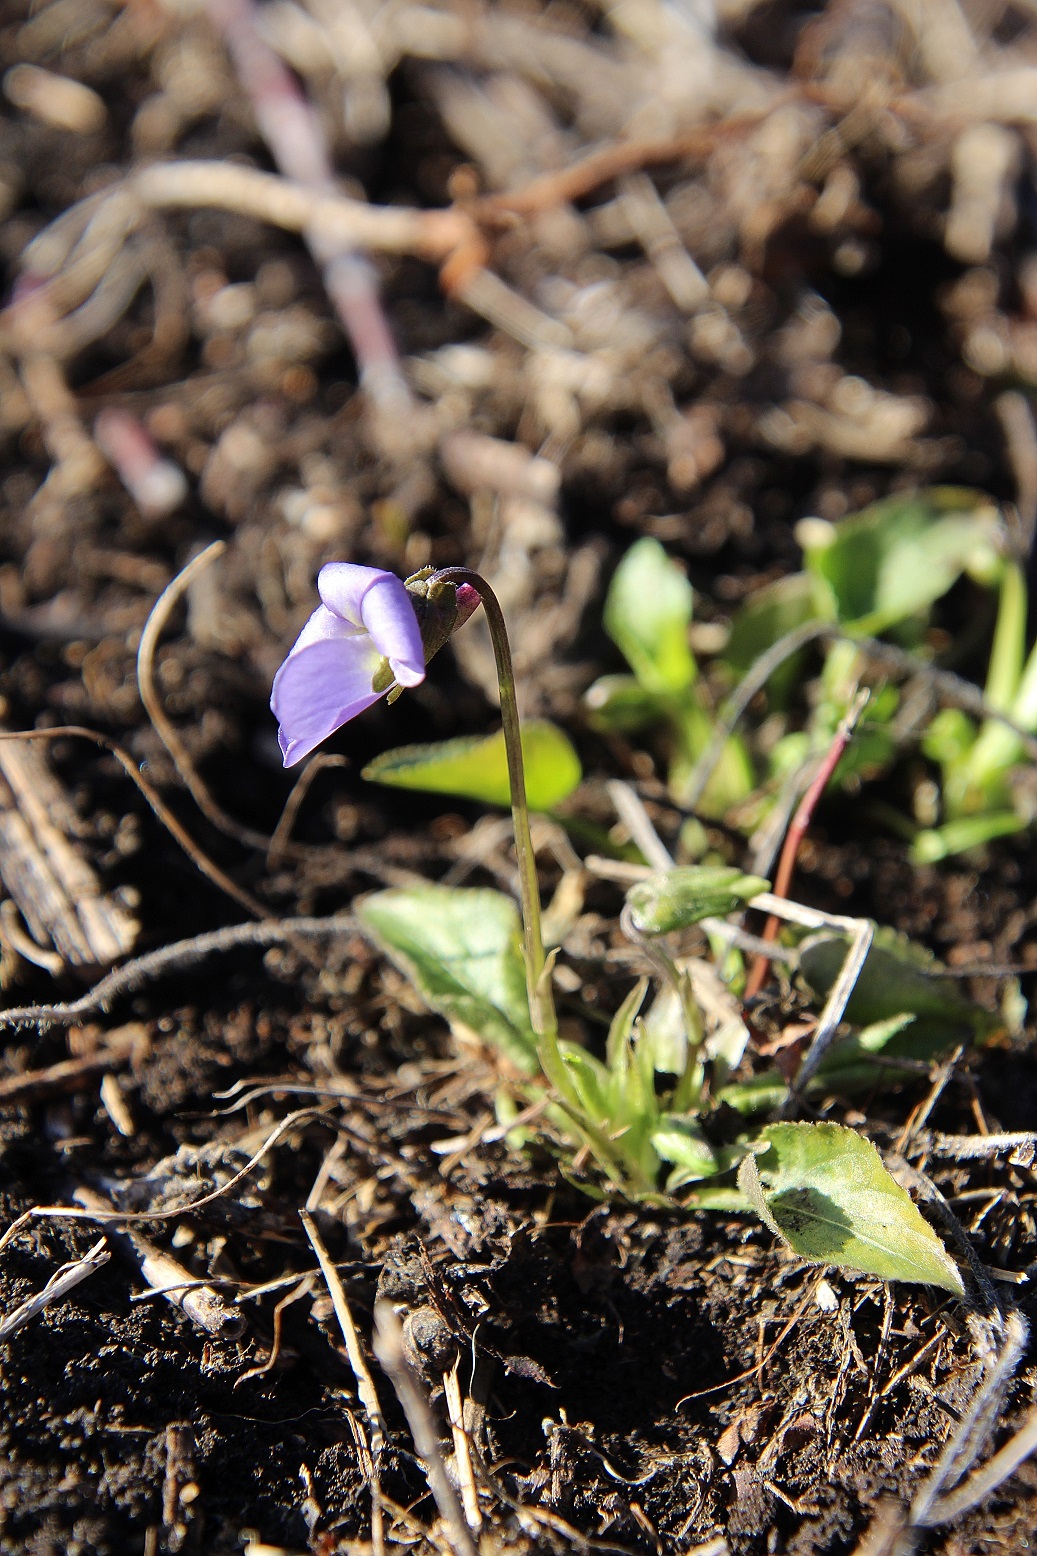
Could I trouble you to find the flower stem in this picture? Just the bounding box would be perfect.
[434,568,557,1040]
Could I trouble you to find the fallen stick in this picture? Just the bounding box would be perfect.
[0,729,138,971]
[72,1184,244,1339]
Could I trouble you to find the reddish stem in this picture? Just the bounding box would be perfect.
[743,690,869,1001]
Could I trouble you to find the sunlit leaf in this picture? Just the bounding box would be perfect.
[912,812,1024,863]
[802,488,1003,636]
[638,982,697,1078]
[605,979,649,1072]
[362,720,581,811]
[604,537,696,695]
[738,1123,964,1292]
[652,1115,720,1189]
[357,886,537,1072]
[625,867,769,936]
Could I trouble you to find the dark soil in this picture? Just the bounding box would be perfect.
[1,2,1037,1554]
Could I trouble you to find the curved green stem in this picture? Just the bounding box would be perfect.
[433,568,557,1040]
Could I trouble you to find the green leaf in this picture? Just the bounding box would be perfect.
[922,707,977,766]
[362,720,581,811]
[604,538,696,695]
[912,813,1025,863]
[584,675,663,735]
[724,572,820,706]
[802,488,1003,636]
[738,1123,964,1292]
[716,1015,953,1116]
[605,978,649,1072]
[798,926,1002,1043]
[651,1115,720,1189]
[625,867,769,936]
[357,886,538,1072]
[669,703,756,815]
[639,983,698,1078]
[984,560,1027,712]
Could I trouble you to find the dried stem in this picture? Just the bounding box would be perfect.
[0,1237,109,1340]
[905,1309,1029,1539]
[373,1301,479,1556]
[301,1210,386,1554]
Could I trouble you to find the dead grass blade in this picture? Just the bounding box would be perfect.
[0,1236,109,1340]
[301,1210,386,1556]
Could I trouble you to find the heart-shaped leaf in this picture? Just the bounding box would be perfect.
[362,720,581,811]
[357,886,537,1072]
[738,1122,964,1292]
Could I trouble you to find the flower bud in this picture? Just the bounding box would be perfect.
[404,568,482,665]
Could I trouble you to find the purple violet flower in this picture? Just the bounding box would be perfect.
[271,563,426,766]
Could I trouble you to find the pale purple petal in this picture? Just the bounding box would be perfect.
[271,563,427,765]
[317,563,399,629]
[360,575,425,687]
[289,602,365,658]
[271,636,382,766]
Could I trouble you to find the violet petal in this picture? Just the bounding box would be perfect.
[360,574,425,686]
[317,562,397,628]
[271,636,382,766]
[288,602,365,658]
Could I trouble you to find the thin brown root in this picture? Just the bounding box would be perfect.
[0,912,354,1032]
[0,726,269,923]
[0,1108,338,1250]
[137,540,272,851]
[267,754,347,869]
